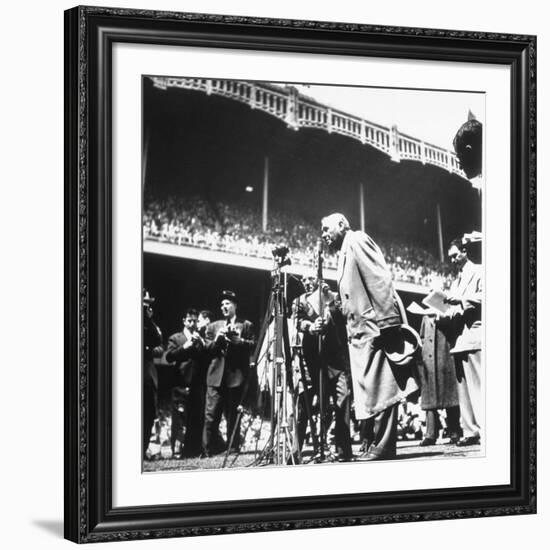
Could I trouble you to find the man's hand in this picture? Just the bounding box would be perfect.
[215,326,228,344]
[184,333,203,349]
[444,293,463,306]
[151,345,164,358]
[191,332,203,347]
[227,333,242,345]
[379,325,404,354]
[310,317,327,334]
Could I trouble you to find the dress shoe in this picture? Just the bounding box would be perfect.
[181,449,201,458]
[456,436,480,447]
[362,451,396,461]
[336,453,355,462]
[419,437,436,447]
[448,433,461,444]
[200,447,224,458]
[359,440,372,454]
[358,447,396,461]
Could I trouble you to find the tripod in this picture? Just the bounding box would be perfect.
[251,260,298,465]
[222,251,327,467]
[247,253,321,466]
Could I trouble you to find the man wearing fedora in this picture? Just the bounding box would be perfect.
[202,291,255,457]
[321,213,419,460]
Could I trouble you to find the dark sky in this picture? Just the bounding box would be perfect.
[143,77,481,253]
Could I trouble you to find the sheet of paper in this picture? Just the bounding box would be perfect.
[406,301,437,316]
[422,290,450,315]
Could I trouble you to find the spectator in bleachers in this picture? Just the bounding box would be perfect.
[143,195,455,289]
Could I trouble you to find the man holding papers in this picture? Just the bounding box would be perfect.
[441,237,483,447]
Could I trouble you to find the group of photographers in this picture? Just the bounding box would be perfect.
[143,289,256,460]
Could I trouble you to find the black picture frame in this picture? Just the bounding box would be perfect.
[64,5,536,543]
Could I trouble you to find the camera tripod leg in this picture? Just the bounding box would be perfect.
[295,353,320,455]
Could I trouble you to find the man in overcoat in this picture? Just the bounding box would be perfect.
[416,312,461,445]
[202,291,255,456]
[321,213,418,460]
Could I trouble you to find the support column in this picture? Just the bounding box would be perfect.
[436,202,444,263]
[262,157,269,232]
[249,84,256,109]
[389,125,401,163]
[142,130,149,190]
[359,183,365,232]
[360,120,366,144]
[285,86,298,130]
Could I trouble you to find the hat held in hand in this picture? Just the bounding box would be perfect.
[382,324,421,366]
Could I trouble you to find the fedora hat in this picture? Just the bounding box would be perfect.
[221,289,238,304]
[143,288,155,305]
[383,324,421,366]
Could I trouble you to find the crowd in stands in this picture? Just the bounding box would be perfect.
[143,196,455,289]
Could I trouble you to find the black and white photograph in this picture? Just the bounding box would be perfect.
[141,76,484,472]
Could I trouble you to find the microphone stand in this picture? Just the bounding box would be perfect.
[317,240,327,462]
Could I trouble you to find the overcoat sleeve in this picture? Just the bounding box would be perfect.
[462,269,482,310]
[238,320,256,349]
[349,232,401,330]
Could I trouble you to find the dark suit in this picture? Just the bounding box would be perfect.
[294,292,352,458]
[165,329,207,456]
[202,318,255,455]
[143,317,163,457]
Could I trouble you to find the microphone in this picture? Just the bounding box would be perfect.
[316,238,324,277]
[317,237,324,255]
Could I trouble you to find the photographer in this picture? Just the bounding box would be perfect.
[143,289,164,459]
[166,308,207,458]
[202,291,255,457]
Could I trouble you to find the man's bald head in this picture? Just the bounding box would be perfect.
[321,213,350,252]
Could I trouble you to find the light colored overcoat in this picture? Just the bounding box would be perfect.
[337,230,419,419]
[446,259,482,354]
